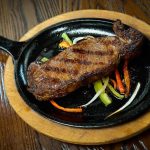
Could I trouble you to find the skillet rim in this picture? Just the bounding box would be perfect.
[13,18,150,128]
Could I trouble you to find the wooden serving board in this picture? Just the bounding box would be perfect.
[4,10,150,145]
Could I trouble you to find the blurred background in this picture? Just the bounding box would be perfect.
[0,0,150,40]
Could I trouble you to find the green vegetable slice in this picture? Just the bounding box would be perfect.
[41,57,49,62]
[61,33,73,45]
[107,83,124,99]
[94,78,112,107]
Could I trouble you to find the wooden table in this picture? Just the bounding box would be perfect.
[0,0,150,149]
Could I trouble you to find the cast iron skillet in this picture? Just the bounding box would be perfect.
[0,18,150,128]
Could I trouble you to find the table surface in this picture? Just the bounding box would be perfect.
[0,0,150,149]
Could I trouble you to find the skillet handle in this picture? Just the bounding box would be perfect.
[0,36,25,60]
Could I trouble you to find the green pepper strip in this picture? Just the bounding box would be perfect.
[61,33,73,45]
[107,83,124,99]
[41,57,49,62]
[94,79,112,107]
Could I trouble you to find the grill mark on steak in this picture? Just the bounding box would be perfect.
[43,66,78,75]
[57,58,105,65]
[58,58,92,65]
[72,49,113,55]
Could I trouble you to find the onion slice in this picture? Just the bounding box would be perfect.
[73,37,85,44]
[81,77,109,108]
[73,36,94,44]
[105,82,141,119]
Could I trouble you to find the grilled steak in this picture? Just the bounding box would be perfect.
[27,20,144,101]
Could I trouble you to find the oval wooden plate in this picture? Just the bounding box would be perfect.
[4,10,150,145]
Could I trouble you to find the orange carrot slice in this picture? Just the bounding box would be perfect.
[123,60,130,97]
[115,68,125,94]
[59,40,70,48]
[50,100,82,113]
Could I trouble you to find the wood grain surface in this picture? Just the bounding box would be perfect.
[4,9,150,146]
[0,0,150,150]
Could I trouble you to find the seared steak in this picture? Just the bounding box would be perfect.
[27,20,144,101]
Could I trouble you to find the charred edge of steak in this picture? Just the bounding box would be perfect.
[113,20,144,59]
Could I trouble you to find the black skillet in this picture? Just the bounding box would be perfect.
[1,18,150,128]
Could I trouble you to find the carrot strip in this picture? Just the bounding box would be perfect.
[50,100,82,113]
[59,40,70,48]
[110,79,117,89]
[115,68,125,94]
[123,60,130,97]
